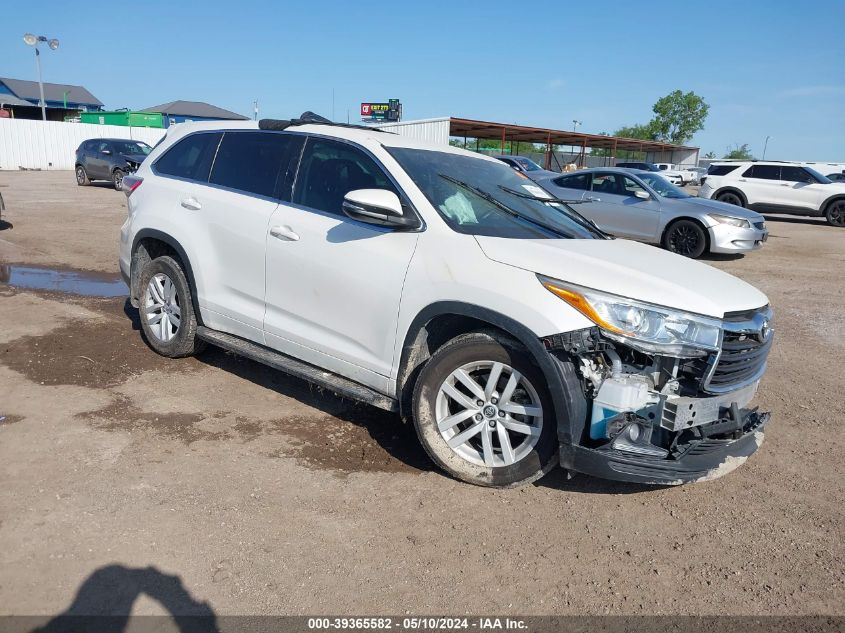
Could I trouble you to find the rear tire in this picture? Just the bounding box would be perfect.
[138,255,205,358]
[75,165,90,186]
[411,332,557,488]
[663,219,708,258]
[716,191,744,207]
[825,200,845,227]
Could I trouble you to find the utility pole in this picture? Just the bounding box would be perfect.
[763,135,771,160]
[253,100,258,121]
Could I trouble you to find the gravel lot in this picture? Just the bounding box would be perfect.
[0,171,843,617]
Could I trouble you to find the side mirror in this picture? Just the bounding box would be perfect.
[342,189,419,229]
[634,189,650,200]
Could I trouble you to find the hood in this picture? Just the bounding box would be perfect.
[671,196,764,221]
[474,236,769,318]
[121,153,148,165]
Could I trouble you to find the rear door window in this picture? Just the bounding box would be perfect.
[743,165,781,180]
[155,132,222,182]
[293,138,397,216]
[209,131,304,200]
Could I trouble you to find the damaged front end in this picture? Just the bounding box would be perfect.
[543,305,773,485]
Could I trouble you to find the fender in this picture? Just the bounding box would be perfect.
[821,194,845,214]
[397,301,586,447]
[130,228,202,324]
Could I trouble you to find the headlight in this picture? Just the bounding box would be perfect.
[539,276,721,357]
[710,214,751,229]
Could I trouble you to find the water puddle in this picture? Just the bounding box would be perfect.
[0,264,127,297]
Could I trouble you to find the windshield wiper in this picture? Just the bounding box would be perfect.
[497,185,612,238]
[438,174,572,239]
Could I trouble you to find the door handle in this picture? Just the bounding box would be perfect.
[779,183,791,187]
[269,225,300,242]
[738,179,747,182]
[180,197,202,210]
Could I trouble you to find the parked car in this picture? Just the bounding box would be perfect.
[699,161,845,227]
[493,155,558,181]
[826,172,845,183]
[655,163,697,185]
[119,115,772,488]
[687,166,707,186]
[75,138,152,190]
[536,168,767,258]
[615,161,684,185]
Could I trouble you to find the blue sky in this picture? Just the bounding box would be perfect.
[2,0,843,160]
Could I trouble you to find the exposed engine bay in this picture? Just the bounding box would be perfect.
[543,326,770,462]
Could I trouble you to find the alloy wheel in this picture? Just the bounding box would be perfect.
[828,201,845,227]
[76,167,85,184]
[435,360,543,467]
[669,224,702,256]
[144,273,181,342]
[113,171,124,191]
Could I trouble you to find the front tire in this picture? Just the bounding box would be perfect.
[825,200,845,227]
[112,169,125,191]
[138,255,205,358]
[412,332,557,488]
[663,219,708,258]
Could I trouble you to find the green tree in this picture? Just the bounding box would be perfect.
[704,151,716,159]
[649,90,709,145]
[724,143,754,160]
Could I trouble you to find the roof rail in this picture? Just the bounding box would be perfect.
[259,111,392,134]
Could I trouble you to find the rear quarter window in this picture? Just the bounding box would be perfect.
[707,165,741,176]
[553,174,589,190]
[154,132,222,182]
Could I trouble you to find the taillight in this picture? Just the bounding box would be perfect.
[122,175,143,196]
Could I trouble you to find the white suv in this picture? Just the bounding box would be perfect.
[699,161,845,227]
[119,114,773,488]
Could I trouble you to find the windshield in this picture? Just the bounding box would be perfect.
[113,141,151,156]
[387,148,602,240]
[514,157,542,172]
[637,172,692,199]
[805,166,832,184]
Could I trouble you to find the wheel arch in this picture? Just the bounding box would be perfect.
[130,229,201,323]
[712,186,748,206]
[821,194,845,214]
[395,301,585,446]
[661,216,712,254]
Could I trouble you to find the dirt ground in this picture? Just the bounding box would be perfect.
[0,171,843,617]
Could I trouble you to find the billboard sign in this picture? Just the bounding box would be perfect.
[361,99,401,121]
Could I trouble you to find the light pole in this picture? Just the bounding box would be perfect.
[572,119,582,132]
[762,135,771,160]
[23,33,59,121]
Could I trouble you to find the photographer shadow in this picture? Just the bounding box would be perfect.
[32,564,218,633]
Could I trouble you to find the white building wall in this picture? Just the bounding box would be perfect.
[373,117,450,145]
[0,119,167,170]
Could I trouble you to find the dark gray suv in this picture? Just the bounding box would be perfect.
[75,138,152,190]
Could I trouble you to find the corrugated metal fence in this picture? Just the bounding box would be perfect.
[0,119,166,170]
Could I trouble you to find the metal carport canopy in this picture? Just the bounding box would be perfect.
[448,117,698,154]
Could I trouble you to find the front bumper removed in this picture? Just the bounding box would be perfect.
[560,408,770,485]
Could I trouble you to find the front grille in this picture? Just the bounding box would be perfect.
[699,305,773,393]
